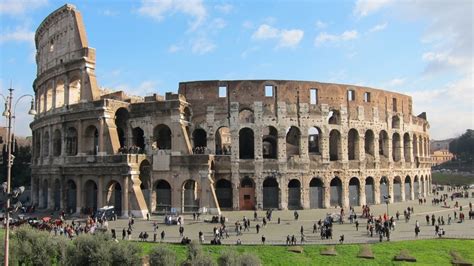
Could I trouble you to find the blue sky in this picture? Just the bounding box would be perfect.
[0,0,472,139]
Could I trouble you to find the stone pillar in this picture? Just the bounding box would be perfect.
[323,178,330,208]
[64,77,70,106]
[387,136,393,162]
[231,171,240,210]
[410,180,415,201]
[360,178,366,206]
[77,119,83,154]
[75,176,82,214]
[47,178,54,210]
[373,135,380,162]
[388,178,394,203]
[374,179,381,205]
[359,133,365,162]
[340,134,348,162]
[321,132,330,162]
[98,117,105,155]
[302,178,310,209]
[300,132,309,159]
[280,176,287,210]
[97,177,104,208]
[342,178,349,209]
[255,173,263,210]
[401,178,406,202]
[122,175,129,218]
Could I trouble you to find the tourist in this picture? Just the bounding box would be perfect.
[261,235,266,245]
[256,223,260,234]
[355,219,359,231]
[339,235,344,244]
[286,235,290,246]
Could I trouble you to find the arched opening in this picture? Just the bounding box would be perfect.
[414,176,420,198]
[42,131,50,156]
[287,179,301,210]
[215,179,232,209]
[392,116,400,129]
[115,108,129,149]
[392,133,401,162]
[329,130,341,161]
[379,130,389,158]
[132,127,145,151]
[393,176,402,202]
[84,125,99,155]
[53,129,61,156]
[46,86,53,111]
[405,176,412,201]
[239,108,254,123]
[328,110,340,125]
[54,179,61,210]
[239,128,254,159]
[263,177,279,209]
[192,128,207,150]
[34,132,41,158]
[68,77,81,105]
[308,127,321,154]
[239,177,255,210]
[380,176,389,203]
[42,179,48,209]
[403,133,411,162]
[349,177,360,206]
[364,130,375,156]
[66,127,78,156]
[66,180,76,214]
[55,79,65,108]
[262,126,278,159]
[84,180,98,214]
[155,180,171,212]
[421,176,425,196]
[309,178,324,208]
[348,129,359,160]
[216,127,231,155]
[365,177,375,205]
[286,126,301,156]
[153,124,172,150]
[330,177,342,207]
[39,93,44,113]
[139,160,151,210]
[183,180,199,212]
[412,135,418,158]
[106,181,122,216]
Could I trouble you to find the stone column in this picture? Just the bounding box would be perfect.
[98,117,105,155]
[387,136,393,162]
[47,178,54,210]
[122,175,129,218]
[373,135,380,162]
[77,119,83,154]
[359,133,365,162]
[359,178,366,206]
[340,134,348,162]
[231,172,240,210]
[302,178,310,209]
[279,176,287,210]
[388,178,394,203]
[255,173,263,210]
[323,178,330,208]
[410,180,415,201]
[75,176,82,214]
[342,178,349,209]
[401,178,406,202]
[321,131,330,162]
[97,177,104,208]
[64,77,70,106]
[374,179,381,205]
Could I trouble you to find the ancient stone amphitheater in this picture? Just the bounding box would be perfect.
[30,4,431,218]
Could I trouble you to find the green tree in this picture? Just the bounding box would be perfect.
[449,129,474,162]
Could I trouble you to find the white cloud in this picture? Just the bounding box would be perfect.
[0,26,34,44]
[315,30,358,45]
[138,0,207,31]
[241,46,260,59]
[191,38,216,54]
[369,22,387,33]
[387,78,405,87]
[353,0,393,17]
[315,20,327,29]
[252,24,304,48]
[214,3,233,14]
[168,44,182,53]
[211,18,226,30]
[0,0,48,16]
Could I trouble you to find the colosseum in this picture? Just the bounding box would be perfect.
[30,5,432,218]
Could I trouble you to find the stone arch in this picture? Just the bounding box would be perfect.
[403,133,411,162]
[66,127,78,156]
[286,126,301,156]
[309,177,324,208]
[239,176,255,210]
[182,179,199,212]
[53,129,62,156]
[392,115,400,129]
[139,160,151,209]
[42,179,48,209]
[153,124,172,150]
[46,83,53,111]
[288,179,301,210]
[216,126,231,155]
[329,129,341,161]
[263,177,279,209]
[412,134,418,158]
[42,131,50,156]
[263,126,278,159]
[328,110,340,125]
[155,180,171,212]
[348,129,360,160]
[83,180,98,214]
[239,108,254,123]
[421,175,425,196]
[66,179,76,214]
[54,178,61,210]
[132,127,145,151]
[55,78,65,108]
[215,179,232,209]
[392,133,402,162]
[239,128,254,159]
[330,177,343,207]
[192,128,207,149]
[106,180,122,216]
[349,177,360,206]
[365,129,375,156]
[68,76,81,105]
[84,125,99,155]
[414,175,420,198]
[365,176,375,205]
[115,108,129,149]
[393,176,402,202]
[308,127,322,154]
[39,91,45,113]
[405,175,412,200]
[379,176,389,203]
[379,130,389,158]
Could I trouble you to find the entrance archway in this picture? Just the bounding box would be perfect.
[393,176,402,202]
[414,176,420,198]
[153,124,172,150]
[216,127,231,155]
[106,181,122,216]
[115,108,129,149]
[349,177,360,206]
[262,126,278,159]
[365,177,375,205]
[330,177,342,207]
[215,179,232,209]
[380,176,389,203]
[84,180,98,214]
[139,160,151,210]
[54,179,61,210]
[239,177,255,210]
[288,179,301,210]
[405,176,412,201]
[183,180,199,212]
[66,180,76,213]
[263,177,279,209]
[192,128,207,150]
[239,128,254,159]
[132,127,145,151]
[155,180,171,212]
[309,178,324,208]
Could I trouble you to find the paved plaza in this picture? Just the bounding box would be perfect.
[100,189,474,245]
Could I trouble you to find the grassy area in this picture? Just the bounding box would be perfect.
[137,239,474,265]
[432,172,474,185]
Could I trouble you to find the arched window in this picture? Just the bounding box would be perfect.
[329,129,341,161]
[392,133,401,162]
[308,127,321,154]
[216,127,231,155]
[392,116,400,129]
[132,127,145,151]
[379,130,389,158]
[53,129,62,156]
[55,79,65,108]
[42,131,50,156]
[68,77,81,105]
[348,129,359,160]
[403,133,411,162]
[365,130,375,156]
[262,126,278,159]
[286,126,301,156]
[192,128,207,150]
[239,109,254,123]
[84,125,99,155]
[66,127,78,156]
[328,110,341,125]
[153,124,172,150]
[239,128,254,159]
[115,108,129,149]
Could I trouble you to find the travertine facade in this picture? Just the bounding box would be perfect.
[30,5,432,218]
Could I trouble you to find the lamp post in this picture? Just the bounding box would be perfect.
[2,87,36,266]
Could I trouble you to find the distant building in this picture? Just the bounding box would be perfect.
[431,150,454,166]
[430,139,453,152]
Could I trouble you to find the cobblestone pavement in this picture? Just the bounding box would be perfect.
[100,190,474,245]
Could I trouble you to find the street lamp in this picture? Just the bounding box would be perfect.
[1,87,36,266]
[383,195,391,216]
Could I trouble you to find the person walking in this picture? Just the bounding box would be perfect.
[122,228,126,240]
[161,230,165,241]
[261,235,266,245]
[355,219,359,231]
[256,223,260,234]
